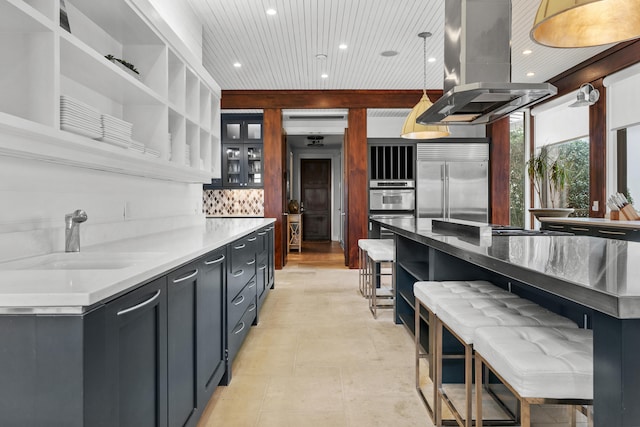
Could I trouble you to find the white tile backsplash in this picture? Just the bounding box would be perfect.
[0,155,204,262]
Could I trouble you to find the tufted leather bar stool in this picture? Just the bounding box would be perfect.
[413,281,520,423]
[433,297,577,427]
[473,326,593,427]
[358,239,373,297]
[358,239,393,298]
[367,240,395,319]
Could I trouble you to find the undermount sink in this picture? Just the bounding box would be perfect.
[0,252,160,271]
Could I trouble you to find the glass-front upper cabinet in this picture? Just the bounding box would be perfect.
[246,145,262,186]
[224,122,242,141]
[222,114,262,143]
[220,114,264,188]
[223,145,242,185]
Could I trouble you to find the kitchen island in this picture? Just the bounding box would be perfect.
[539,216,640,242]
[0,217,275,427]
[371,217,640,427]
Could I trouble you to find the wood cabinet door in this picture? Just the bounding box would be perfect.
[301,158,331,240]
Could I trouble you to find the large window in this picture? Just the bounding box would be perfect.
[509,113,525,227]
[541,139,590,217]
[617,125,640,205]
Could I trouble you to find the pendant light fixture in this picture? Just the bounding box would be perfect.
[531,0,640,48]
[401,32,449,139]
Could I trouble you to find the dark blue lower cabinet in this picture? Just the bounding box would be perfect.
[197,248,226,409]
[0,229,273,426]
[167,263,200,427]
[105,277,168,427]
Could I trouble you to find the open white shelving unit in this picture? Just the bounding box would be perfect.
[0,0,221,183]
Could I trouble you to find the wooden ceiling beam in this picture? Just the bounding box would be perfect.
[220,89,443,109]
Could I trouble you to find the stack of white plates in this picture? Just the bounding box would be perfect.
[130,141,145,154]
[101,114,132,148]
[185,145,191,166]
[60,96,101,139]
[146,147,160,158]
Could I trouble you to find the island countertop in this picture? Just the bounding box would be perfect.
[372,217,640,319]
[0,218,274,312]
[538,216,640,229]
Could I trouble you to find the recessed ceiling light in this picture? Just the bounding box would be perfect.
[427,57,436,63]
[523,49,533,55]
[233,62,242,68]
[526,72,535,77]
[316,53,328,60]
[339,43,348,50]
[380,50,398,57]
[266,8,276,15]
[321,73,328,79]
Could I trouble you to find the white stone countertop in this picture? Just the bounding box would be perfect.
[538,217,640,229]
[0,218,275,313]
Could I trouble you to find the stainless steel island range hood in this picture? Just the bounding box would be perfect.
[417,0,557,126]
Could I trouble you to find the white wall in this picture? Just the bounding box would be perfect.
[367,115,486,138]
[146,0,203,63]
[0,155,203,262]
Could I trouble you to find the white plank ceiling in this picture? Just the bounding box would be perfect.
[187,0,613,92]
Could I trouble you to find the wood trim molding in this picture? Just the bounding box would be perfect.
[589,79,607,218]
[547,40,640,98]
[262,109,285,269]
[345,108,368,269]
[487,117,510,225]
[221,89,443,109]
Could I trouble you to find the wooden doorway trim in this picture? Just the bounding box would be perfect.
[345,108,367,269]
[262,108,286,269]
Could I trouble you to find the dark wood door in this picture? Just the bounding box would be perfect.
[301,159,331,241]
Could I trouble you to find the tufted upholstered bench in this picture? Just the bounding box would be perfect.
[473,326,593,427]
[433,297,577,427]
[367,240,395,318]
[413,281,520,421]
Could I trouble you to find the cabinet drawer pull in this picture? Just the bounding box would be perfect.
[259,264,267,271]
[233,322,245,335]
[248,237,257,242]
[248,303,256,312]
[234,243,246,250]
[233,295,245,306]
[258,231,267,236]
[248,280,256,289]
[172,269,198,284]
[232,269,244,278]
[547,225,565,229]
[598,230,626,236]
[117,290,161,316]
[246,258,256,265]
[570,227,590,232]
[204,254,225,265]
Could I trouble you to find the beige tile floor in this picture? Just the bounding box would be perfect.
[197,243,589,427]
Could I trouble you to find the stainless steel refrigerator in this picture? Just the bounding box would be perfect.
[416,142,489,222]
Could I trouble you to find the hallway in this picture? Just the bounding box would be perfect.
[197,241,427,426]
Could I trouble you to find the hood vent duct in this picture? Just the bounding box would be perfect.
[417,0,557,126]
